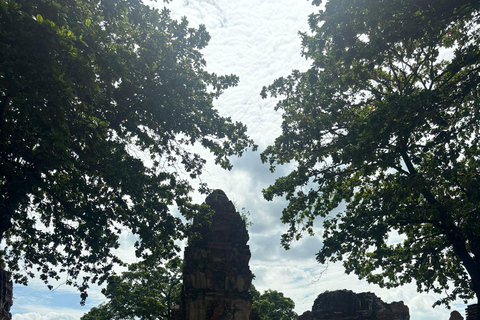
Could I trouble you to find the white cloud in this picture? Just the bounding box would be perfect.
[13,312,79,320]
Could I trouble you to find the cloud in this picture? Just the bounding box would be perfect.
[12,278,105,319]
[165,0,313,150]
[13,312,79,320]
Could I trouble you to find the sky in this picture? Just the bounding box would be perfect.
[10,0,474,319]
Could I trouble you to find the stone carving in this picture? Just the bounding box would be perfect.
[181,190,253,320]
[0,266,13,320]
[299,290,409,320]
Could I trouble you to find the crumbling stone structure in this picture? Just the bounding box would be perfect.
[181,190,253,320]
[466,304,479,320]
[0,267,13,320]
[298,290,409,320]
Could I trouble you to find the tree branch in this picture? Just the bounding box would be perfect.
[401,148,480,298]
[0,93,10,131]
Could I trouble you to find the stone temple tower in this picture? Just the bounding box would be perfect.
[0,267,13,320]
[182,190,252,320]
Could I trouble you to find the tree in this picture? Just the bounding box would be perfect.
[0,0,254,301]
[261,0,480,307]
[251,286,297,320]
[81,257,182,320]
[80,306,113,320]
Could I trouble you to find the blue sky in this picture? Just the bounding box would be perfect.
[9,0,474,319]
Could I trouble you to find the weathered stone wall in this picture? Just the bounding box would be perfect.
[182,190,252,320]
[300,290,409,320]
[0,267,13,320]
[466,304,479,320]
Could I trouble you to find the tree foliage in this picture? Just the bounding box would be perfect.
[261,0,480,306]
[81,257,182,320]
[251,286,297,320]
[0,0,254,301]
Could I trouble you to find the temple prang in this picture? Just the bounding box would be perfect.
[180,189,253,320]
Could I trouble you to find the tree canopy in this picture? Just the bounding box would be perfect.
[0,0,254,301]
[251,286,297,320]
[81,257,182,320]
[261,0,480,306]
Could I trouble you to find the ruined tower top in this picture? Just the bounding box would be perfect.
[205,189,229,206]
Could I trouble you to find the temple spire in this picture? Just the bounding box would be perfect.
[181,189,252,320]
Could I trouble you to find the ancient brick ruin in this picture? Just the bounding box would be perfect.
[466,304,479,320]
[174,190,413,320]
[298,290,409,320]
[0,267,13,320]
[181,190,253,320]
